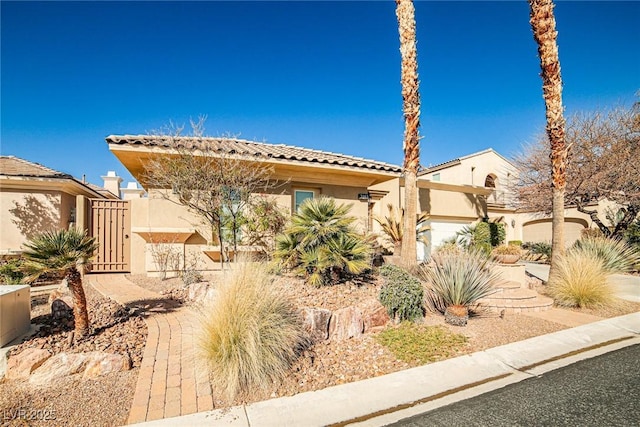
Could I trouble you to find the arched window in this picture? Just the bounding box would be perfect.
[484,174,496,188]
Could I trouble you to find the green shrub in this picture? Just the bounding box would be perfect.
[571,236,640,274]
[419,251,500,316]
[489,222,506,247]
[0,258,24,284]
[523,242,552,260]
[379,264,424,322]
[274,197,371,286]
[624,218,640,250]
[197,262,308,399]
[375,322,467,364]
[508,240,523,247]
[547,251,612,308]
[472,222,491,255]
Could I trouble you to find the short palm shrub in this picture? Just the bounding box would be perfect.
[522,241,552,262]
[378,265,424,322]
[274,197,371,286]
[0,258,24,284]
[547,251,611,308]
[197,262,308,400]
[571,236,640,274]
[419,251,499,326]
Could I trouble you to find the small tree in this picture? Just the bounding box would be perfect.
[22,229,98,339]
[243,196,288,257]
[143,117,279,268]
[514,103,640,238]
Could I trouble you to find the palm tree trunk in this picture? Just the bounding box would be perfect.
[67,267,90,338]
[529,0,567,276]
[396,0,421,267]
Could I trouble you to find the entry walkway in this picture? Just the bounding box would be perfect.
[88,274,214,424]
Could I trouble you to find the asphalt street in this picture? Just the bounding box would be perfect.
[390,344,640,427]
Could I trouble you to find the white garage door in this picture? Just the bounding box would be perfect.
[424,221,471,259]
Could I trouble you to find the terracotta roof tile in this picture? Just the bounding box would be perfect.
[0,156,71,178]
[106,135,402,173]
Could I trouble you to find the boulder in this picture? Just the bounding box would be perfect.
[51,298,73,319]
[328,306,364,341]
[188,282,218,303]
[29,351,131,385]
[82,352,131,379]
[29,353,88,386]
[300,307,332,342]
[5,348,52,380]
[362,303,391,332]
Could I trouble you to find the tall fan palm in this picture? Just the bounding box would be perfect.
[529,0,568,278]
[396,0,422,267]
[22,229,98,338]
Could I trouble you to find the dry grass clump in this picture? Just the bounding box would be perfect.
[548,251,612,308]
[571,236,640,274]
[197,262,308,400]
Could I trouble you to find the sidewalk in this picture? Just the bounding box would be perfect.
[88,274,214,424]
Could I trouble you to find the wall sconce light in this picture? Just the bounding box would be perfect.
[511,219,516,228]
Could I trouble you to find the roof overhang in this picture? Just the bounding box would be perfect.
[0,175,106,198]
[108,143,401,189]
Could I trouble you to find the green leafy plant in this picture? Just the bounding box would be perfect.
[547,251,612,308]
[375,322,467,364]
[571,236,640,274]
[489,222,506,247]
[197,262,308,400]
[378,265,424,322]
[507,240,523,246]
[456,222,491,255]
[419,251,500,326]
[0,258,24,284]
[273,197,371,286]
[522,241,552,262]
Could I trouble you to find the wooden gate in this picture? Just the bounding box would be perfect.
[90,199,131,272]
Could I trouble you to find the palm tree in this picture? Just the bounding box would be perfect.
[396,0,422,267]
[528,0,568,277]
[274,197,371,286]
[22,229,98,338]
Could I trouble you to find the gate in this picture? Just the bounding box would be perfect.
[90,199,131,272]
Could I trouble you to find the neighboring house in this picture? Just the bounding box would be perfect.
[106,135,496,275]
[0,156,118,256]
[419,148,596,246]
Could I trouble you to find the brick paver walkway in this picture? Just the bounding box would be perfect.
[88,274,214,424]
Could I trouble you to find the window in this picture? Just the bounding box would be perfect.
[484,174,496,188]
[432,173,441,182]
[294,190,315,212]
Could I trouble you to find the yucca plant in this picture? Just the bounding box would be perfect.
[374,204,430,253]
[197,262,308,399]
[22,229,98,338]
[547,251,611,308]
[570,236,640,274]
[419,251,500,326]
[274,197,371,286]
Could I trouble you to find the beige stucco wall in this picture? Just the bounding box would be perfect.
[0,189,65,253]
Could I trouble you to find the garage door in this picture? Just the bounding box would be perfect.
[522,218,587,246]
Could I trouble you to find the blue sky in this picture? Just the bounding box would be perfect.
[2,1,638,188]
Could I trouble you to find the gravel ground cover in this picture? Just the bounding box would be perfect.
[1,270,637,425]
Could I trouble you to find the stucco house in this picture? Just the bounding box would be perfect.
[0,156,118,257]
[106,135,503,275]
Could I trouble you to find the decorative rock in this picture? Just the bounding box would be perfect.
[82,352,131,379]
[328,306,364,341]
[188,282,217,303]
[29,353,88,386]
[51,298,73,319]
[362,304,391,332]
[5,348,52,380]
[300,307,332,342]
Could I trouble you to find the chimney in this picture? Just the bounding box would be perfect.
[121,181,146,200]
[101,171,123,199]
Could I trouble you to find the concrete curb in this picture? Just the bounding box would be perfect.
[131,312,640,427]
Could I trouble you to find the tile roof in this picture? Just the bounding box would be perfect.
[0,156,71,178]
[106,135,402,173]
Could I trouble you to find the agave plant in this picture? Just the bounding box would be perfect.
[22,229,98,338]
[570,236,640,274]
[274,197,371,286]
[419,250,500,326]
